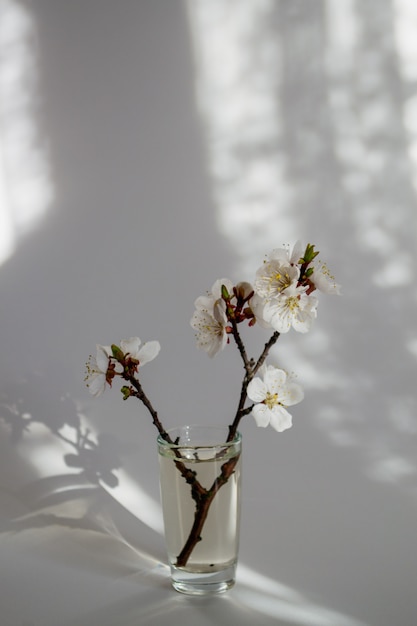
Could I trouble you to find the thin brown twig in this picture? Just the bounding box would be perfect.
[227,330,280,441]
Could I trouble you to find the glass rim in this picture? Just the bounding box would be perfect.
[157,424,242,450]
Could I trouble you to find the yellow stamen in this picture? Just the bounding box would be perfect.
[265,392,280,409]
[286,296,299,311]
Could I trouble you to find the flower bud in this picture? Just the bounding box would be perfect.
[121,386,132,400]
[111,344,125,362]
[235,282,254,301]
[221,283,231,301]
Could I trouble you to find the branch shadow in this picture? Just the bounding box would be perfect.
[0,373,168,583]
[0,374,124,487]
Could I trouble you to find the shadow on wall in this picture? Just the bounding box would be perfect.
[0,374,367,626]
[0,373,124,486]
[0,371,168,584]
[0,1,416,624]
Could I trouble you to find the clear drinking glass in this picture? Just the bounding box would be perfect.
[157,425,242,595]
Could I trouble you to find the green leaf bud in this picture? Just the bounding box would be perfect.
[221,283,231,300]
[111,344,124,362]
[303,243,320,264]
[121,386,131,400]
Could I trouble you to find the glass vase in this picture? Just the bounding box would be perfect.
[157,425,242,595]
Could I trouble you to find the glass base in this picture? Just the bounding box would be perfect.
[170,563,236,595]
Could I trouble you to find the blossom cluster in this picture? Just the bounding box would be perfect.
[85,243,339,433]
[187,241,339,431]
[191,241,340,358]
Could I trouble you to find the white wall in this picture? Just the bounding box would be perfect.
[0,2,416,625]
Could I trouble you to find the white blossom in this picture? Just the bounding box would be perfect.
[191,278,233,357]
[191,301,229,357]
[85,344,116,397]
[247,364,304,432]
[254,242,304,302]
[263,284,318,333]
[254,257,300,301]
[310,262,341,295]
[120,337,161,366]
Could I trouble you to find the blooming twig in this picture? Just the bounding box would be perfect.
[85,242,340,567]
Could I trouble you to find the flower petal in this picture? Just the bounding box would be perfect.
[88,373,106,397]
[264,367,287,394]
[213,300,227,325]
[263,300,292,334]
[249,293,272,329]
[194,295,215,311]
[282,382,304,406]
[191,308,228,357]
[312,263,341,295]
[247,377,267,403]
[137,340,161,366]
[120,337,141,358]
[96,345,111,371]
[290,240,304,264]
[269,406,293,432]
[251,403,271,428]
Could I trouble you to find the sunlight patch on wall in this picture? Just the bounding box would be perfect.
[325,0,416,290]
[394,0,417,196]
[0,0,53,267]
[16,421,75,480]
[186,0,297,275]
[104,468,164,535]
[407,337,417,359]
[369,449,416,485]
[186,0,417,497]
[393,0,417,82]
[325,0,358,73]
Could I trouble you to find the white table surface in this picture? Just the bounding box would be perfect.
[1,1,417,625]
